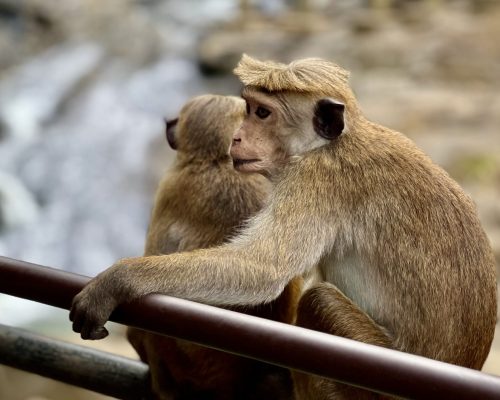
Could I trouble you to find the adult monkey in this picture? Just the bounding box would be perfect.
[71,55,497,399]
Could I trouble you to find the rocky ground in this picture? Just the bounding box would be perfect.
[0,1,499,398]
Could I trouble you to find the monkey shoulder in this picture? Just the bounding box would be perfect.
[333,126,462,194]
[274,127,481,227]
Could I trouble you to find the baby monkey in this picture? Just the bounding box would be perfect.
[127,95,301,400]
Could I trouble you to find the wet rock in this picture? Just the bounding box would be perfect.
[0,42,104,140]
[0,55,202,274]
[0,171,39,231]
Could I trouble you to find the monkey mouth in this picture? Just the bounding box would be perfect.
[233,158,260,168]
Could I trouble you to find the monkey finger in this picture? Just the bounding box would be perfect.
[69,292,88,325]
[69,305,75,322]
[89,327,109,340]
[71,310,85,334]
[69,295,81,322]
[80,319,104,340]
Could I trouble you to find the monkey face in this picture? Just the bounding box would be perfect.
[231,90,287,176]
[231,88,345,177]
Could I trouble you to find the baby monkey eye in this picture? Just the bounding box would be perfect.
[255,106,271,119]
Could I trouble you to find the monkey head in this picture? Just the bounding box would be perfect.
[231,54,359,176]
[165,95,246,161]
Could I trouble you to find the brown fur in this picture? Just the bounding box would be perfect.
[233,56,496,398]
[71,57,496,400]
[126,94,300,400]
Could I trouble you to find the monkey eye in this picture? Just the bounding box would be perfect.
[255,106,271,119]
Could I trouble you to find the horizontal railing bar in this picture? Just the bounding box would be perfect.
[1,255,499,399]
[0,323,150,399]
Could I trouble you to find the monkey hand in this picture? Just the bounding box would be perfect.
[70,262,131,340]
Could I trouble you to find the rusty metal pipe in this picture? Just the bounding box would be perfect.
[1,255,500,399]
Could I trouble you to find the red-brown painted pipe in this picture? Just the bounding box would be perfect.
[1,255,499,399]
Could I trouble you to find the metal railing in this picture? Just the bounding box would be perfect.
[0,323,149,399]
[1,255,500,399]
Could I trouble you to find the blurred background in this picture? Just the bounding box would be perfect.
[0,0,499,398]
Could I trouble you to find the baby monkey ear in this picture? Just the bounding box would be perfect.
[313,99,345,140]
[165,118,178,150]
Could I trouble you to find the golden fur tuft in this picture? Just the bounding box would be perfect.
[234,54,351,97]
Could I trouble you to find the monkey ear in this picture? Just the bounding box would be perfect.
[313,99,345,140]
[165,118,178,150]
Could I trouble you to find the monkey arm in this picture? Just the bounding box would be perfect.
[70,228,324,340]
[70,161,337,340]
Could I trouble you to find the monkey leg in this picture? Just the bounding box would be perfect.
[293,282,393,400]
[127,327,180,400]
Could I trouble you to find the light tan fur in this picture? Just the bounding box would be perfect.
[234,54,351,96]
[126,95,299,400]
[71,57,496,400]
